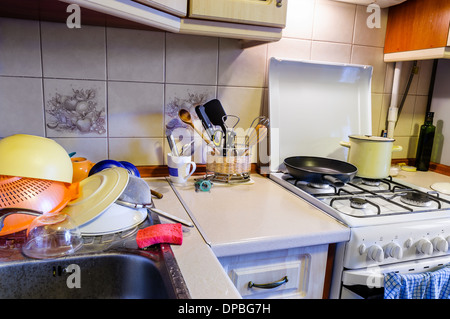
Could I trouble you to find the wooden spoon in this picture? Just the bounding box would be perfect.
[178,109,217,152]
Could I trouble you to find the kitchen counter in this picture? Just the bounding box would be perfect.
[146,174,350,299]
[170,175,349,257]
[393,169,450,190]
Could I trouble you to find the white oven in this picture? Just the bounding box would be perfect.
[267,58,450,299]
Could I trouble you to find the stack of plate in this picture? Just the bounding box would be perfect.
[63,167,147,236]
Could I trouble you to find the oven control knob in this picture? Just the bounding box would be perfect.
[384,242,403,259]
[432,237,449,252]
[416,239,433,255]
[367,245,384,262]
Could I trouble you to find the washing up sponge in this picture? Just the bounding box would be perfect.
[136,223,183,248]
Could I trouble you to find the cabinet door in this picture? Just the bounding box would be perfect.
[384,0,450,53]
[133,0,187,17]
[189,0,287,28]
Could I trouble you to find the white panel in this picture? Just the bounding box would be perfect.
[268,58,373,172]
[430,59,450,166]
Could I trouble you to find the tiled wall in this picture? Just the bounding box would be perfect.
[0,0,434,166]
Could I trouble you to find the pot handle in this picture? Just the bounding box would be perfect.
[392,145,403,152]
[340,141,351,148]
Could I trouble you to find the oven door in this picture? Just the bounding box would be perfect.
[341,255,450,299]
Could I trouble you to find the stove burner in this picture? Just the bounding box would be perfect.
[400,192,432,207]
[350,197,368,209]
[361,178,381,186]
[308,182,331,189]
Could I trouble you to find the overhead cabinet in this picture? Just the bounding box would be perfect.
[384,0,450,61]
[58,0,286,42]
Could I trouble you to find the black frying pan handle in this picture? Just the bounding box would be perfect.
[323,175,344,187]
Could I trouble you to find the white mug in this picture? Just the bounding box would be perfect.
[167,153,196,184]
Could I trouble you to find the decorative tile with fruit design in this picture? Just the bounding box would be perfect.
[44,79,106,137]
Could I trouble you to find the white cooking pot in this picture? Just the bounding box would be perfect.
[340,135,402,179]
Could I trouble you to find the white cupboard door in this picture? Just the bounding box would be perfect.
[189,0,287,28]
[132,0,187,17]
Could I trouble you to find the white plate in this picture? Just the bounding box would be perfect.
[63,167,129,226]
[78,203,147,235]
[431,182,450,195]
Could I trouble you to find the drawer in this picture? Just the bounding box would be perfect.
[219,245,329,299]
[230,259,308,298]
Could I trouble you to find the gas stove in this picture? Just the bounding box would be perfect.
[270,172,450,227]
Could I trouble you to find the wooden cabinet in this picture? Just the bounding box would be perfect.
[188,0,286,28]
[384,0,450,61]
[219,245,329,299]
[56,0,285,42]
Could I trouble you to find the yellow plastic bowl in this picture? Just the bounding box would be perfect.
[0,134,73,183]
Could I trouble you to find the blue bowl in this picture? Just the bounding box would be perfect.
[119,161,140,177]
[88,159,125,176]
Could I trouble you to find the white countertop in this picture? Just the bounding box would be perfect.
[171,175,350,257]
[145,174,350,299]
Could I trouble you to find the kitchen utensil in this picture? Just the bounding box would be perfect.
[284,156,357,187]
[167,153,197,185]
[178,109,215,147]
[340,135,402,179]
[116,175,194,228]
[63,167,129,227]
[166,127,180,156]
[0,134,73,183]
[180,140,195,156]
[0,175,80,235]
[204,99,228,148]
[222,114,240,149]
[77,203,147,236]
[22,212,83,259]
[71,157,94,183]
[195,104,221,146]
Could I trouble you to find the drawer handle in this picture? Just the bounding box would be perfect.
[248,276,288,289]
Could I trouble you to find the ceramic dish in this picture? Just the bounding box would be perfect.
[78,203,147,236]
[431,182,450,195]
[63,167,129,226]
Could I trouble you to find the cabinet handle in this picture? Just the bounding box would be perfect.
[248,276,288,289]
[276,0,283,8]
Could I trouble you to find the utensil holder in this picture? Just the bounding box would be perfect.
[206,146,251,181]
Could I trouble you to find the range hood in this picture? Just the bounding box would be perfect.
[332,0,407,8]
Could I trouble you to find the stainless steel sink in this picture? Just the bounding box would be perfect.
[0,213,190,299]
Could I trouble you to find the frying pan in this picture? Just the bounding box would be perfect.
[284,156,357,187]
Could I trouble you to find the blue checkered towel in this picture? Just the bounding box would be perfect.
[384,264,450,299]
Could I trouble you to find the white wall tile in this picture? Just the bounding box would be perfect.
[353,5,387,47]
[41,22,106,80]
[313,0,356,44]
[351,45,386,93]
[108,81,164,137]
[0,18,42,77]
[53,137,108,163]
[283,0,315,39]
[166,33,218,85]
[311,41,351,63]
[109,137,164,165]
[218,38,267,87]
[0,77,45,137]
[106,27,165,82]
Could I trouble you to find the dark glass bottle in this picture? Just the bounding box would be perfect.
[415,112,436,171]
